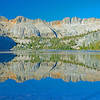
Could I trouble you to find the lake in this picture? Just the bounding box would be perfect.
[0,50,100,100]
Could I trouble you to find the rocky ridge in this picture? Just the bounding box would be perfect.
[1,16,100,37]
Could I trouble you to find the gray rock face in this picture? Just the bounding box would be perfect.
[1,16,100,37]
[76,31,100,47]
[1,16,58,38]
[0,23,8,34]
[0,23,4,33]
[9,23,40,37]
[33,21,57,37]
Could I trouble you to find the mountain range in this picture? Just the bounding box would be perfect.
[1,16,100,49]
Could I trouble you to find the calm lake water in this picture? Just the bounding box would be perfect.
[0,51,100,100]
[0,36,16,51]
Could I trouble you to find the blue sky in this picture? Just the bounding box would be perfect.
[0,0,100,21]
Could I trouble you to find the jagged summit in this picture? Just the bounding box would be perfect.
[1,16,100,24]
[9,16,32,23]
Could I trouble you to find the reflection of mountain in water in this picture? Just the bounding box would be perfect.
[0,51,100,82]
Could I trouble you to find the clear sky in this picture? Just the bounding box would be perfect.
[0,0,100,21]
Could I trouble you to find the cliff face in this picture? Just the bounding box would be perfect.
[1,16,100,48]
[0,16,59,38]
[1,16,100,38]
[50,17,100,37]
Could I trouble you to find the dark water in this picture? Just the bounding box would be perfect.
[0,36,16,51]
[0,53,16,63]
[0,51,100,100]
